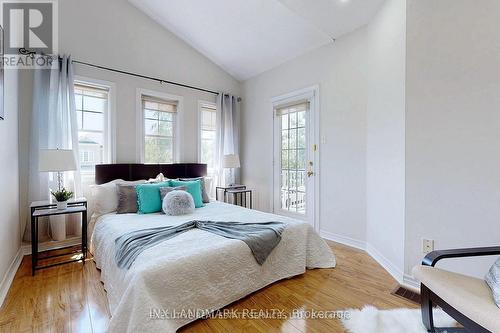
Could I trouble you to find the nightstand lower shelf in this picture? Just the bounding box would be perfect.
[33,245,86,272]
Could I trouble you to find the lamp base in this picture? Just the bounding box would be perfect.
[49,215,66,241]
[57,171,64,191]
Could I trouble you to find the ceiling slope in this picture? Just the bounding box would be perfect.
[129,0,385,81]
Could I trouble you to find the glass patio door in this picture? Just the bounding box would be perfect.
[274,101,314,222]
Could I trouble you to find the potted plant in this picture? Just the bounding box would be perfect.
[51,188,74,210]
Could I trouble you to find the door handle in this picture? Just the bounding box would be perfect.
[307,161,314,177]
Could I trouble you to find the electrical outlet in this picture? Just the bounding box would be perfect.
[422,239,434,254]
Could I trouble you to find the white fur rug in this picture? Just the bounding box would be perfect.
[342,306,457,333]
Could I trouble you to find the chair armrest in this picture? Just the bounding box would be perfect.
[422,246,500,267]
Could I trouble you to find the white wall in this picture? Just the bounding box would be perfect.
[0,68,21,303]
[365,0,406,276]
[18,0,241,240]
[405,0,500,277]
[241,29,368,242]
[233,0,500,286]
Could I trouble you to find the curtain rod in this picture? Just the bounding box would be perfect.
[72,60,220,95]
[19,49,241,100]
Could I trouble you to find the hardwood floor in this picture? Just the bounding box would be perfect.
[0,241,417,333]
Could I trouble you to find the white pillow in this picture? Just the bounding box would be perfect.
[162,190,195,216]
[486,257,500,308]
[147,173,171,183]
[90,179,146,216]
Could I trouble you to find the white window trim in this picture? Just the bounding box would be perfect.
[197,100,217,163]
[136,88,183,163]
[74,75,116,164]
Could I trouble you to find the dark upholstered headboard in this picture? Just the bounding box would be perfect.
[95,163,207,185]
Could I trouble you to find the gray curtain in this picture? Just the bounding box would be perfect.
[23,55,82,242]
[215,93,240,186]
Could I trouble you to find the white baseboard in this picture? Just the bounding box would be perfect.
[0,248,24,308]
[402,274,420,291]
[366,243,404,286]
[321,231,422,292]
[0,237,83,308]
[320,230,367,251]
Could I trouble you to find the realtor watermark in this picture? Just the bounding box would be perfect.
[149,308,351,321]
[1,0,58,68]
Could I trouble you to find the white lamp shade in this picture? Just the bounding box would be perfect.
[39,149,77,172]
[223,154,240,168]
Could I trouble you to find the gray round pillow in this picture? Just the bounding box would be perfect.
[162,190,195,216]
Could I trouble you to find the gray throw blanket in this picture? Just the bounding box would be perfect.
[115,220,286,269]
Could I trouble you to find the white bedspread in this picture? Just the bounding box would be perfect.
[91,202,336,333]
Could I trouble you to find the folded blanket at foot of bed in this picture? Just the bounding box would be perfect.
[115,220,286,269]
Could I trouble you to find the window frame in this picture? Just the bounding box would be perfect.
[197,100,217,169]
[136,88,183,164]
[74,76,116,176]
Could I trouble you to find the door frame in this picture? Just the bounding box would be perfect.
[271,85,320,232]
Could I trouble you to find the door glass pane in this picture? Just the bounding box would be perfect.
[289,112,297,128]
[297,149,306,170]
[298,128,306,149]
[297,111,306,127]
[289,130,297,149]
[279,107,307,215]
[281,130,288,150]
[281,150,288,169]
[281,114,289,130]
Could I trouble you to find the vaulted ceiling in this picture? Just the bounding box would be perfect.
[128,0,386,81]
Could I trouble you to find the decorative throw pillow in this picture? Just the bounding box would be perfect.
[116,185,139,214]
[159,186,187,202]
[170,180,204,208]
[91,179,146,216]
[179,177,210,203]
[136,181,171,214]
[485,257,500,308]
[162,190,195,216]
[147,173,168,183]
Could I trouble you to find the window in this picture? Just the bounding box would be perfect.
[199,103,217,176]
[75,82,110,176]
[277,102,308,214]
[142,95,177,164]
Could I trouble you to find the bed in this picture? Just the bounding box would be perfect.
[90,163,336,333]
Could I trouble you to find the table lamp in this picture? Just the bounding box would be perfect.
[39,149,77,191]
[223,154,240,186]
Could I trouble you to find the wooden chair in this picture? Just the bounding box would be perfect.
[413,246,500,333]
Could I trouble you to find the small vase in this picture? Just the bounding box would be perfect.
[57,201,68,210]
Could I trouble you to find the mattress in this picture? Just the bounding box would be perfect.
[91,201,336,332]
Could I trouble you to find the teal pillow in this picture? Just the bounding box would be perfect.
[136,181,171,214]
[170,180,204,208]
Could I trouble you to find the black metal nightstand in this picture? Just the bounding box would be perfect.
[30,198,88,276]
[216,185,253,209]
